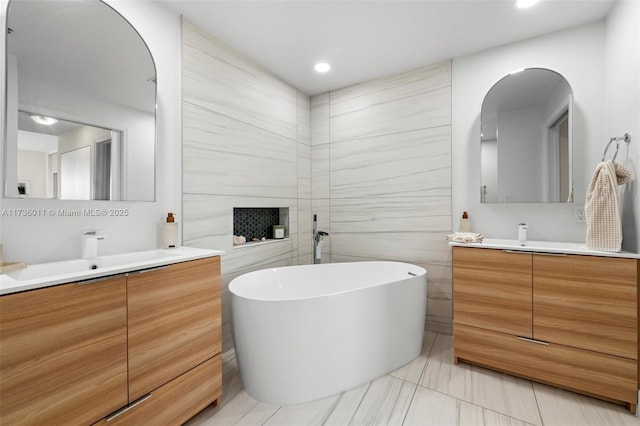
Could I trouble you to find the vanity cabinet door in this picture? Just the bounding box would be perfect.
[0,276,128,425]
[453,247,533,337]
[95,355,222,425]
[533,254,638,359]
[127,257,221,401]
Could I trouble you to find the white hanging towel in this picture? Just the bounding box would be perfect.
[585,161,631,252]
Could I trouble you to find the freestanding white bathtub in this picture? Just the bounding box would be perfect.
[229,261,427,406]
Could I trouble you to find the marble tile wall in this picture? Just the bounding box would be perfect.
[181,19,311,352]
[311,61,453,334]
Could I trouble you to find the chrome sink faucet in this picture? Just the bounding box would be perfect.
[82,230,106,259]
[518,223,528,246]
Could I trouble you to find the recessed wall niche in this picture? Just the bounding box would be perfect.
[233,207,289,247]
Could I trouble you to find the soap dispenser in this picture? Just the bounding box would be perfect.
[162,213,178,249]
[459,211,472,233]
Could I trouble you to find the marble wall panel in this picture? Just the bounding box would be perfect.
[298,199,313,264]
[311,143,331,199]
[330,126,451,199]
[182,19,297,140]
[298,142,311,200]
[298,91,311,199]
[330,196,451,234]
[297,91,311,146]
[182,193,232,251]
[330,232,451,266]
[311,93,330,146]
[183,102,297,198]
[222,238,297,275]
[330,61,451,142]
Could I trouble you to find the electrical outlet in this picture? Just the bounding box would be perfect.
[574,205,585,224]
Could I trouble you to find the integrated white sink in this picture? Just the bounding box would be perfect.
[449,238,639,259]
[7,259,98,281]
[1,246,224,295]
[7,250,181,282]
[93,249,180,269]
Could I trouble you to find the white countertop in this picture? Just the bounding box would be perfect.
[449,238,640,259]
[0,246,225,296]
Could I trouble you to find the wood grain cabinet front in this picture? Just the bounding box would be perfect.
[453,247,533,337]
[453,246,639,413]
[0,276,128,425]
[95,355,221,426]
[127,256,222,402]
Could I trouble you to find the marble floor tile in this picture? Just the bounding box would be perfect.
[263,394,339,426]
[403,386,457,426]
[457,399,536,426]
[188,333,640,426]
[420,334,542,425]
[419,333,472,399]
[404,386,537,426]
[198,391,278,426]
[322,383,370,426]
[533,382,640,426]
[347,375,416,426]
[390,331,437,384]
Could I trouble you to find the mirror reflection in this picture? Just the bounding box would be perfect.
[480,68,572,203]
[4,0,156,201]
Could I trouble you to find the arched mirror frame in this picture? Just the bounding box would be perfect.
[480,67,573,204]
[3,0,157,201]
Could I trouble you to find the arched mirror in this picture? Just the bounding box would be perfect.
[4,0,156,201]
[480,68,572,203]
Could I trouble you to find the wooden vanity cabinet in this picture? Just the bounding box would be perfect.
[453,247,639,413]
[0,276,128,425]
[0,255,222,426]
[104,256,222,425]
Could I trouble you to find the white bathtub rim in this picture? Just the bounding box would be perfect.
[228,261,426,302]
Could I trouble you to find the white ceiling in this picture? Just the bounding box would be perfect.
[160,0,615,96]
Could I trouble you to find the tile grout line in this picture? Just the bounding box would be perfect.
[320,391,344,426]
[346,381,372,426]
[531,381,546,426]
[399,377,420,425]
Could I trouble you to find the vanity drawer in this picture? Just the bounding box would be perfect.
[95,355,221,425]
[454,323,637,407]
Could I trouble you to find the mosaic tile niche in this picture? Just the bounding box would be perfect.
[233,207,289,241]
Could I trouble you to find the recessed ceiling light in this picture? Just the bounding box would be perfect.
[30,115,58,126]
[314,62,331,73]
[516,0,540,8]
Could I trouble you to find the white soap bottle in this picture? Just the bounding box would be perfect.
[162,213,178,248]
[459,211,472,233]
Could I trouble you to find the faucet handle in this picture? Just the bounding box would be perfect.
[83,230,106,240]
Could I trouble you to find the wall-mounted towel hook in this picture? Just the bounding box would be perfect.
[601,133,631,162]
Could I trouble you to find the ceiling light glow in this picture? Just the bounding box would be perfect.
[314,62,331,73]
[30,115,58,126]
[516,0,540,8]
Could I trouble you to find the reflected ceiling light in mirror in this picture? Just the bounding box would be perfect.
[314,62,331,73]
[30,115,58,126]
[516,0,540,8]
